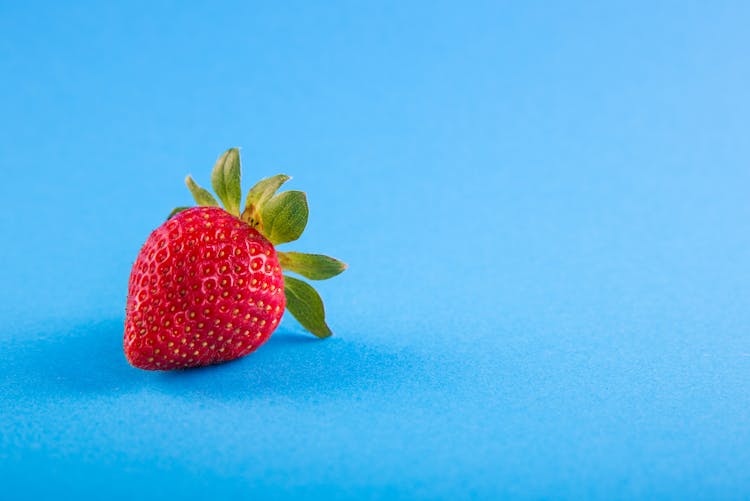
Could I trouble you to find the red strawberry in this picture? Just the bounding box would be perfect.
[124,148,346,370]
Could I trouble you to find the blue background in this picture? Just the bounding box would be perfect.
[1,1,749,498]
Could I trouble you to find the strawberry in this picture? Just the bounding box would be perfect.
[124,148,346,370]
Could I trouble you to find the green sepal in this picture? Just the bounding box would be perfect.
[210,148,242,216]
[260,191,309,245]
[278,252,347,280]
[283,275,333,338]
[185,176,220,207]
[167,206,191,219]
[242,174,291,224]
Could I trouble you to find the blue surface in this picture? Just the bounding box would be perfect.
[1,1,749,498]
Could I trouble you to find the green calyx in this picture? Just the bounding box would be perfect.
[278,252,347,280]
[169,147,347,339]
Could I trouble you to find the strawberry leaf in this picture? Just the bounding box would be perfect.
[243,174,291,221]
[167,206,191,219]
[278,252,347,280]
[260,191,308,245]
[210,148,242,216]
[185,176,219,207]
[283,275,333,338]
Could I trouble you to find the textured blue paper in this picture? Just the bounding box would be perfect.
[1,2,749,499]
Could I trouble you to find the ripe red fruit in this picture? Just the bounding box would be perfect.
[124,148,346,370]
[124,207,285,370]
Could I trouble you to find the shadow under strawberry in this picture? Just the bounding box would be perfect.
[0,319,149,397]
[1,319,419,401]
